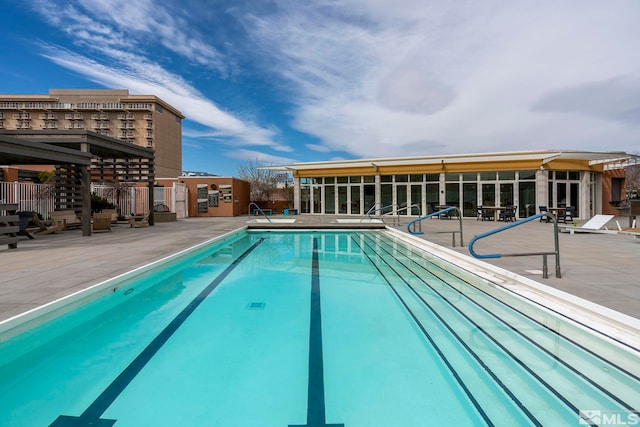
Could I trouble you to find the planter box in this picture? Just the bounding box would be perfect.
[154,212,177,222]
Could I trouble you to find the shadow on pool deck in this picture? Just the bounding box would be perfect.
[1,214,638,322]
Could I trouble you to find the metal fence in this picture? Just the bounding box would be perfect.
[0,182,176,219]
[0,182,55,216]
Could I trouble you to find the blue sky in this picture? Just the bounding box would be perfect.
[1,1,639,176]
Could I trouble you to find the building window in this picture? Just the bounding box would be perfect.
[155,105,163,113]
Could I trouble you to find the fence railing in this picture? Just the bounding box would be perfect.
[0,182,55,216]
[0,182,177,219]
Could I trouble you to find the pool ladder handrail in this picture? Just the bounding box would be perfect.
[248,202,271,223]
[367,203,422,224]
[366,203,393,219]
[468,212,561,279]
[406,206,464,247]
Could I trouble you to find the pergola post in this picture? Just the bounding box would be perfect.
[81,164,92,236]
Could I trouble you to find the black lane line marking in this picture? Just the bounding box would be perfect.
[349,235,494,427]
[289,237,345,427]
[399,231,640,361]
[371,234,638,413]
[362,233,590,426]
[49,238,265,427]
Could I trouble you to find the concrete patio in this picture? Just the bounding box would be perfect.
[1,214,638,322]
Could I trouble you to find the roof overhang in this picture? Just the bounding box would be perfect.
[272,150,636,173]
[0,130,154,160]
[0,134,92,165]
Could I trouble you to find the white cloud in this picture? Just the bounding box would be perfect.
[223,149,297,165]
[37,42,286,151]
[305,143,331,153]
[246,0,640,156]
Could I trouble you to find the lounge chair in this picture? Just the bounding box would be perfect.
[32,215,64,235]
[129,213,149,228]
[50,210,82,230]
[560,215,616,235]
[101,209,119,224]
[92,213,113,233]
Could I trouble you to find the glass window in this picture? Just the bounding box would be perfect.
[425,183,439,213]
[313,177,323,184]
[462,172,477,182]
[445,183,459,206]
[381,175,393,182]
[338,186,348,213]
[363,176,375,183]
[500,183,514,206]
[349,176,361,183]
[395,174,408,182]
[381,184,393,212]
[498,171,515,180]
[301,186,310,213]
[312,187,321,213]
[324,186,335,214]
[410,174,423,182]
[325,177,335,184]
[396,185,407,210]
[300,178,311,185]
[337,176,348,184]
[410,185,422,215]
[480,172,496,181]
[445,173,459,182]
[463,183,477,217]
[557,182,567,207]
[350,186,361,214]
[364,185,375,213]
[569,171,580,180]
[482,184,495,206]
[519,182,536,217]
[426,173,440,182]
[518,170,536,180]
[555,171,567,180]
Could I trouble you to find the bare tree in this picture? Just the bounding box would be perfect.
[237,158,279,203]
[627,162,640,199]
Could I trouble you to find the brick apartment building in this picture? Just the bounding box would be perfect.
[0,89,184,178]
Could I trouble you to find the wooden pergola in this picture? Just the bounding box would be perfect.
[0,130,155,236]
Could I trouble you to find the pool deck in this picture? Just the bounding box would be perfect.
[1,214,638,322]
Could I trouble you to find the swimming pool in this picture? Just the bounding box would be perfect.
[0,230,638,426]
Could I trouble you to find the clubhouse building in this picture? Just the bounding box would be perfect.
[281,150,635,220]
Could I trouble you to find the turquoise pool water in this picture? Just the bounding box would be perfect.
[0,231,638,426]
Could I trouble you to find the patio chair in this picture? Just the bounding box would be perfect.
[499,206,517,222]
[50,210,82,230]
[32,215,64,235]
[539,206,550,223]
[101,209,119,224]
[480,206,495,221]
[563,206,575,223]
[92,213,113,233]
[129,213,150,228]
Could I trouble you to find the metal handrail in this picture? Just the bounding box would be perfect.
[368,203,422,225]
[468,212,561,279]
[406,206,464,246]
[366,203,395,219]
[248,202,271,223]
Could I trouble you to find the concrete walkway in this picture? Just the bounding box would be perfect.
[1,214,638,322]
